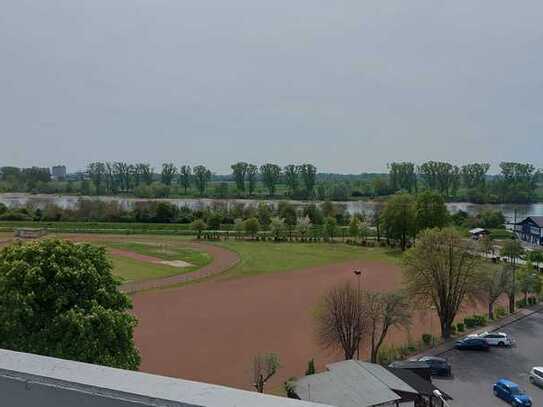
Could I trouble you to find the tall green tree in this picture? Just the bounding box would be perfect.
[260,163,281,196]
[87,162,106,195]
[0,240,140,369]
[299,163,317,199]
[415,191,449,232]
[135,163,153,186]
[231,162,248,193]
[161,163,177,186]
[461,163,490,189]
[179,165,192,193]
[284,164,300,196]
[246,164,258,196]
[418,161,457,197]
[403,228,480,338]
[388,162,417,193]
[193,165,211,195]
[381,193,417,251]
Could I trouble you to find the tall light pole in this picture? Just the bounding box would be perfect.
[353,269,362,360]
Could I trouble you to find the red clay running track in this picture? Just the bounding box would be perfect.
[133,260,493,391]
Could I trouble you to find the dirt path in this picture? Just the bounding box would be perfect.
[120,242,239,293]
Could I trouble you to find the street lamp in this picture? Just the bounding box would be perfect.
[353,269,363,360]
[433,390,450,407]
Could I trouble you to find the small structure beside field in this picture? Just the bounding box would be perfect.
[14,228,47,239]
[469,228,489,240]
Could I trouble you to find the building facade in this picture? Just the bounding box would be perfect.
[515,216,543,246]
[51,165,67,180]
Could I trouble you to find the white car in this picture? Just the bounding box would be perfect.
[468,331,513,346]
[530,367,543,387]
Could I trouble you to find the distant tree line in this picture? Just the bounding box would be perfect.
[388,161,541,203]
[1,160,541,203]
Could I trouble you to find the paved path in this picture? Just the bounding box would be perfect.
[120,242,239,293]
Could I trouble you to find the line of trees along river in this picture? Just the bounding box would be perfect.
[1,160,541,204]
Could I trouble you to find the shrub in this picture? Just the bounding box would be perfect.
[516,299,528,308]
[464,317,476,329]
[457,322,465,332]
[472,315,487,327]
[495,306,507,318]
[283,377,298,399]
[422,333,433,346]
[305,359,316,376]
[450,324,457,335]
[377,344,401,366]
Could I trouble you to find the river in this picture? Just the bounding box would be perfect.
[1,193,542,223]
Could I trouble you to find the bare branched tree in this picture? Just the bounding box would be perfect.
[403,228,480,339]
[475,264,511,320]
[251,353,280,393]
[366,290,412,363]
[314,283,367,360]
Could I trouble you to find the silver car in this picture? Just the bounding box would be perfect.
[530,367,543,387]
[469,331,513,346]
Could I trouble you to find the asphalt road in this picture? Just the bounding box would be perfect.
[434,310,543,406]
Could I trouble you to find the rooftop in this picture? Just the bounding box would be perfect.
[0,348,331,407]
[295,360,407,407]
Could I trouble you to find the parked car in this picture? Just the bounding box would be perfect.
[469,331,514,347]
[414,356,451,377]
[493,379,532,406]
[529,367,543,387]
[455,337,490,351]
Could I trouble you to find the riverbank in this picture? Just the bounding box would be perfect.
[2,192,543,219]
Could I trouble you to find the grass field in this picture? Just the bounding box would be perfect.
[100,240,212,283]
[215,240,400,280]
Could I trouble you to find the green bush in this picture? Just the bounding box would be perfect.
[457,322,465,332]
[422,333,433,346]
[305,359,316,376]
[516,299,528,308]
[464,317,476,329]
[450,324,457,335]
[472,315,487,327]
[495,306,507,318]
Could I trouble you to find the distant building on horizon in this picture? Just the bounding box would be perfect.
[51,165,67,180]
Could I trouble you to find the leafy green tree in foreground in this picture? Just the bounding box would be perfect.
[403,228,480,339]
[415,190,448,232]
[0,239,140,369]
[381,193,417,251]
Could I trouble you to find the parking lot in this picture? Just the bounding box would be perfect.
[434,310,543,406]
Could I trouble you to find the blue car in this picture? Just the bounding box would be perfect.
[493,379,532,406]
[455,337,490,351]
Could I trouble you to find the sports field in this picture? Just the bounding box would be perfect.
[0,233,500,392]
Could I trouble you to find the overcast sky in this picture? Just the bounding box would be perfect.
[1,1,542,174]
